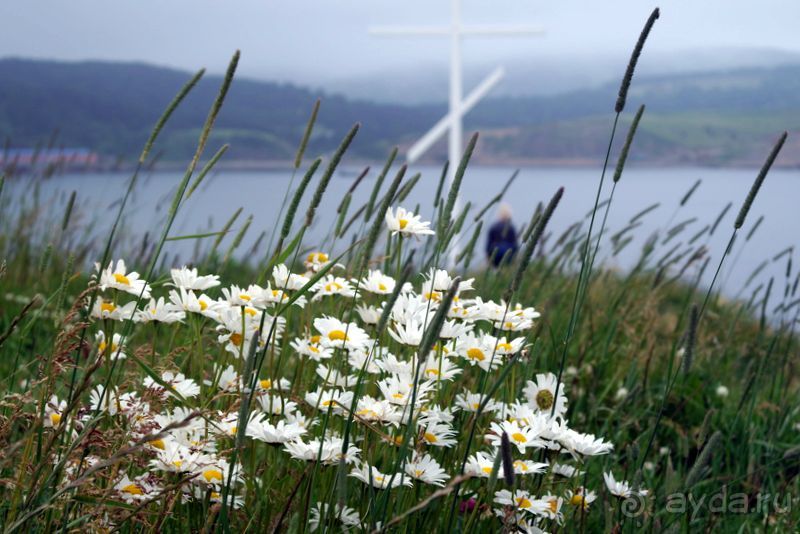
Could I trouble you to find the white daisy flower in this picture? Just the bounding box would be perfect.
[378,374,434,407]
[44,395,66,427]
[95,331,127,360]
[309,503,361,532]
[305,387,355,414]
[494,489,549,514]
[565,487,597,510]
[114,473,158,503]
[455,332,504,372]
[97,259,151,298]
[552,462,584,479]
[314,316,371,352]
[557,429,614,458]
[350,463,411,489]
[355,304,383,325]
[304,251,331,273]
[221,284,260,307]
[144,371,200,399]
[347,349,381,374]
[273,263,311,291]
[404,452,450,486]
[359,270,396,295]
[291,336,334,362]
[385,206,434,237]
[257,394,297,416]
[523,372,568,418]
[487,420,546,453]
[465,451,498,478]
[135,296,185,324]
[420,421,457,447]
[389,319,426,346]
[168,287,221,319]
[169,266,220,291]
[312,275,356,300]
[90,297,137,321]
[89,385,121,415]
[455,391,499,413]
[603,471,648,499]
[246,415,306,444]
[354,396,400,425]
[376,352,413,376]
[284,436,360,465]
[420,354,461,382]
[315,364,358,389]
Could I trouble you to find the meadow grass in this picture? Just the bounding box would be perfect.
[1,10,800,534]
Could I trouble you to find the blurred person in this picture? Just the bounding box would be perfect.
[485,203,519,267]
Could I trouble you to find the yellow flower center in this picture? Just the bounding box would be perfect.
[398,218,409,229]
[211,491,221,499]
[260,379,271,389]
[244,307,258,317]
[148,438,165,450]
[481,466,493,475]
[392,393,405,399]
[172,460,183,469]
[497,342,513,352]
[378,283,387,291]
[122,484,143,495]
[513,460,528,472]
[113,273,131,285]
[548,499,558,513]
[424,432,437,443]
[374,475,384,483]
[309,346,320,354]
[536,390,555,411]
[229,333,243,347]
[516,497,531,509]
[100,302,116,313]
[472,403,480,410]
[322,400,335,407]
[511,432,527,443]
[466,348,485,361]
[199,300,208,311]
[203,469,223,483]
[310,335,321,344]
[239,294,251,301]
[425,369,440,376]
[307,252,329,263]
[229,426,237,435]
[424,291,441,302]
[570,494,587,508]
[98,341,107,353]
[325,282,343,292]
[50,413,61,425]
[328,330,348,341]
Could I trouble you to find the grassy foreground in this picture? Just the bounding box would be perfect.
[2,10,800,533]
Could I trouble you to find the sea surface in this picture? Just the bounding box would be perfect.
[7,165,800,312]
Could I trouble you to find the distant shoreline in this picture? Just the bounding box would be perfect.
[24,158,799,176]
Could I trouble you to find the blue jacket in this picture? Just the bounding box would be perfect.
[486,220,519,266]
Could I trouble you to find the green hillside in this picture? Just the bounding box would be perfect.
[1,58,799,165]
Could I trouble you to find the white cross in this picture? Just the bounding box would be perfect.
[371,0,543,264]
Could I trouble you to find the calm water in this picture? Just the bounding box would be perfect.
[9,165,800,307]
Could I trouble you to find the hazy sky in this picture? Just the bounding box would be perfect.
[3,1,800,87]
